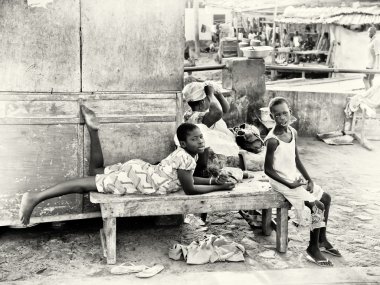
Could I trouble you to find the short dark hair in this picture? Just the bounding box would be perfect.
[188,99,203,109]
[268,97,290,113]
[177,123,198,142]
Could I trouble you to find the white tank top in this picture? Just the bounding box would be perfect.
[265,126,299,183]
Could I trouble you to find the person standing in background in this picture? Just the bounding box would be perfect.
[363,26,380,90]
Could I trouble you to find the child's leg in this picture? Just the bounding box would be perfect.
[20,177,97,225]
[304,200,333,266]
[80,105,104,175]
[88,128,105,175]
[19,105,103,225]
[318,192,335,248]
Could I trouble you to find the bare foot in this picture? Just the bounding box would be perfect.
[306,246,333,267]
[80,105,100,130]
[19,192,39,226]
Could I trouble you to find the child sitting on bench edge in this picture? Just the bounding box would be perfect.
[19,106,235,226]
[264,97,342,267]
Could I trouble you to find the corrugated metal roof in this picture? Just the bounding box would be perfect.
[276,6,380,24]
[206,0,380,13]
[326,14,380,25]
[205,0,310,12]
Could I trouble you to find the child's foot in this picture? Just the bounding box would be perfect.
[319,240,342,257]
[19,192,39,226]
[306,246,333,267]
[80,105,100,130]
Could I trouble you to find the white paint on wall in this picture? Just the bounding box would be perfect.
[185,6,232,41]
[27,0,54,8]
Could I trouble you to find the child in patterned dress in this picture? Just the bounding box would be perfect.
[19,106,235,226]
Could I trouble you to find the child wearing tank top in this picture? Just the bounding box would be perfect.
[264,97,342,267]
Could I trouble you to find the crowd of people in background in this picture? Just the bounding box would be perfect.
[185,21,331,67]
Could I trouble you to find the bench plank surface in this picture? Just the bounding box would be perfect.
[89,176,290,264]
[90,178,278,203]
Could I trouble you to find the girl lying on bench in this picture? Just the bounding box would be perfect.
[19,106,235,226]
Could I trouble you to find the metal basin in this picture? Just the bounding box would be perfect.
[241,46,273,59]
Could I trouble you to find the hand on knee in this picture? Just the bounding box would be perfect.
[321,192,331,205]
[313,200,325,212]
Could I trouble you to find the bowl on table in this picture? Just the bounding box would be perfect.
[241,46,273,59]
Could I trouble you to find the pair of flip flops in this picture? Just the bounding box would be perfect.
[305,247,342,267]
[110,263,164,278]
[320,247,342,257]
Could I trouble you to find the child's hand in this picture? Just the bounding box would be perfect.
[219,182,235,191]
[289,178,307,189]
[215,171,229,184]
[306,180,314,193]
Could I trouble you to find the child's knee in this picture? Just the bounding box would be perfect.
[305,200,324,211]
[321,192,331,205]
[314,200,325,211]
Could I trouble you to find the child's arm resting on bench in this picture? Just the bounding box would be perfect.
[177,169,235,195]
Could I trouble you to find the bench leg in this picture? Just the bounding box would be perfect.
[103,217,116,264]
[276,207,288,253]
[99,228,107,258]
[262,208,272,236]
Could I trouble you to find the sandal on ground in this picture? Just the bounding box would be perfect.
[320,247,342,257]
[135,264,164,278]
[305,253,333,267]
[110,263,148,275]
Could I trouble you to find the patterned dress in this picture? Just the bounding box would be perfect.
[95,148,197,195]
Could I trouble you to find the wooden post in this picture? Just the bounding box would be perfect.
[276,207,288,253]
[194,0,200,57]
[326,40,335,67]
[270,0,279,81]
[103,217,117,264]
[99,228,107,258]
[262,208,273,236]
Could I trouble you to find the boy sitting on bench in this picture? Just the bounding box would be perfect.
[264,97,342,267]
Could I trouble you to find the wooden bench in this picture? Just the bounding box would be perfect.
[90,176,290,264]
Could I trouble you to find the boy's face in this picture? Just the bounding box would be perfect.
[180,127,205,154]
[271,102,291,128]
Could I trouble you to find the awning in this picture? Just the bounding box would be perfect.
[276,5,380,25]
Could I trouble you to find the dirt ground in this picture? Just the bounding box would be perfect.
[1,138,380,283]
[1,53,380,283]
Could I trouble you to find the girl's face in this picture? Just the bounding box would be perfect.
[197,97,210,112]
[271,102,291,128]
[181,127,205,155]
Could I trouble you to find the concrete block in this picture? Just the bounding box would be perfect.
[222,58,266,101]
[222,58,266,126]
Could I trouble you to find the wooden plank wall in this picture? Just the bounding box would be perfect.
[0,93,179,225]
[0,0,185,226]
[81,94,179,213]
[0,94,83,225]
